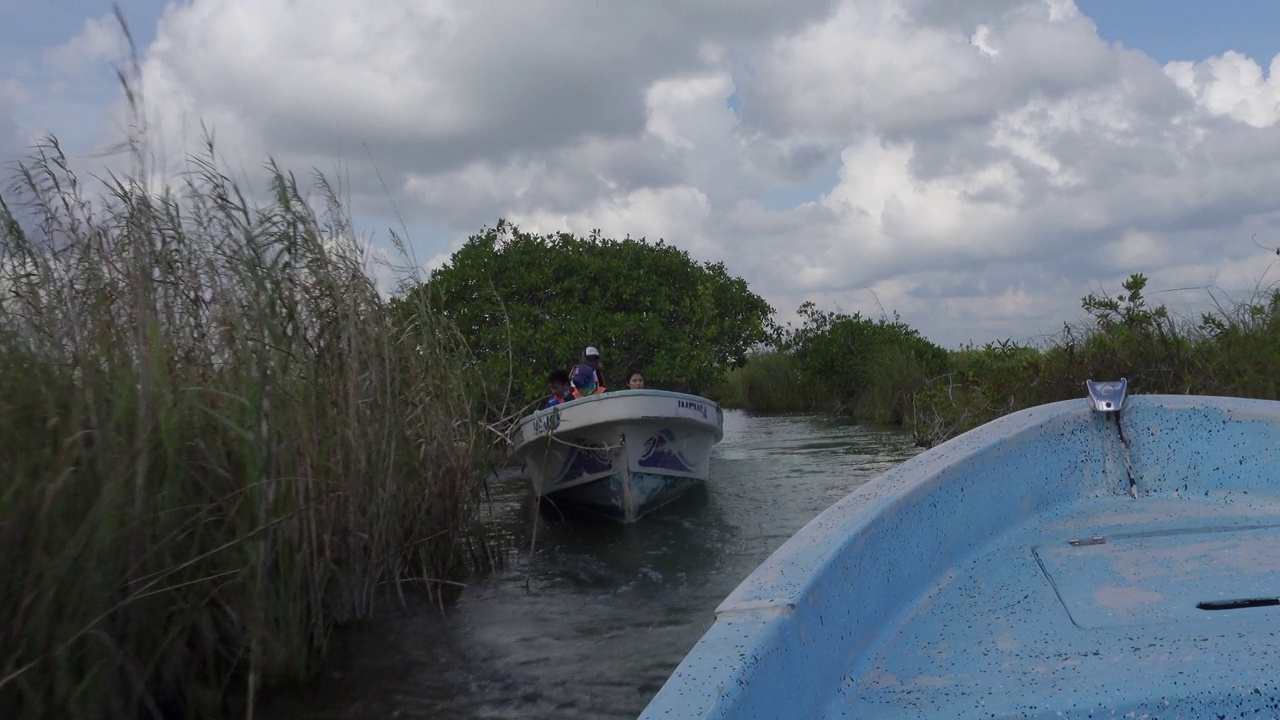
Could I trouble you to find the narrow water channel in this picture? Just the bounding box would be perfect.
[262,410,922,719]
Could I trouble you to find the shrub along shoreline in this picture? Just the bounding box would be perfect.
[0,139,498,720]
[711,273,1280,447]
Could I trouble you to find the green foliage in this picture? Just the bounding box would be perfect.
[779,302,952,419]
[1074,273,1195,390]
[909,272,1280,446]
[911,340,1072,446]
[855,342,943,425]
[399,221,775,412]
[708,350,832,413]
[1192,285,1280,398]
[725,270,1280,447]
[0,138,494,720]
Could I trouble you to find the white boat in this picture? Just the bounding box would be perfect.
[639,381,1280,718]
[510,389,725,523]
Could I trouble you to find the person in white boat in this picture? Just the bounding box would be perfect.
[539,369,573,410]
[626,370,645,389]
[569,346,607,399]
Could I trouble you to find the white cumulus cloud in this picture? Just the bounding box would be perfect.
[1166,52,1280,128]
[11,0,1280,348]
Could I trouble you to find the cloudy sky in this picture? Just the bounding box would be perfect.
[4,0,1280,349]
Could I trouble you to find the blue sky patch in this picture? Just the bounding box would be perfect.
[1077,0,1280,65]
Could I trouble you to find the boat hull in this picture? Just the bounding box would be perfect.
[541,472,703,522]
[639,394,1280,718]
[512,390,724,523]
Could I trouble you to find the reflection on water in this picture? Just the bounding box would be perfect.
[261,411,921,719]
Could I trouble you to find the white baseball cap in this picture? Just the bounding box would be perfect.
[585,346,601,358]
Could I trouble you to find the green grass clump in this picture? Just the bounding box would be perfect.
[0,137,494,719]
[708,350,831,413]
[911,273,1280,446]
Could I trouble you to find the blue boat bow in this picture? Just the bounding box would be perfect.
[639,389,1280,718]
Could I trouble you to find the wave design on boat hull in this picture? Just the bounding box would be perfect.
[638,429,695,474]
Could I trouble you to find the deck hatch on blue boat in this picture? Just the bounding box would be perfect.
[1034,522,1280,629]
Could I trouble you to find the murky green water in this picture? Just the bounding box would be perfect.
[262,410,921,719]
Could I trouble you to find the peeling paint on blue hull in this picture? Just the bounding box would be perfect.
[638,394,1280,719]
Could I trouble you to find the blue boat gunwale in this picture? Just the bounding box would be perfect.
[639,393,1280,719]
[709,396,1090,616]
[713,393,1280,615]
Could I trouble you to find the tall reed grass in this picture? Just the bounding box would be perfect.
[708,351,831,413]
[0,137,494,719]
[910,275,1280,446]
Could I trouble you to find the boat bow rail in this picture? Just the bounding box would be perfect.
[638,393,1280,719]
[512,390,724,452]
